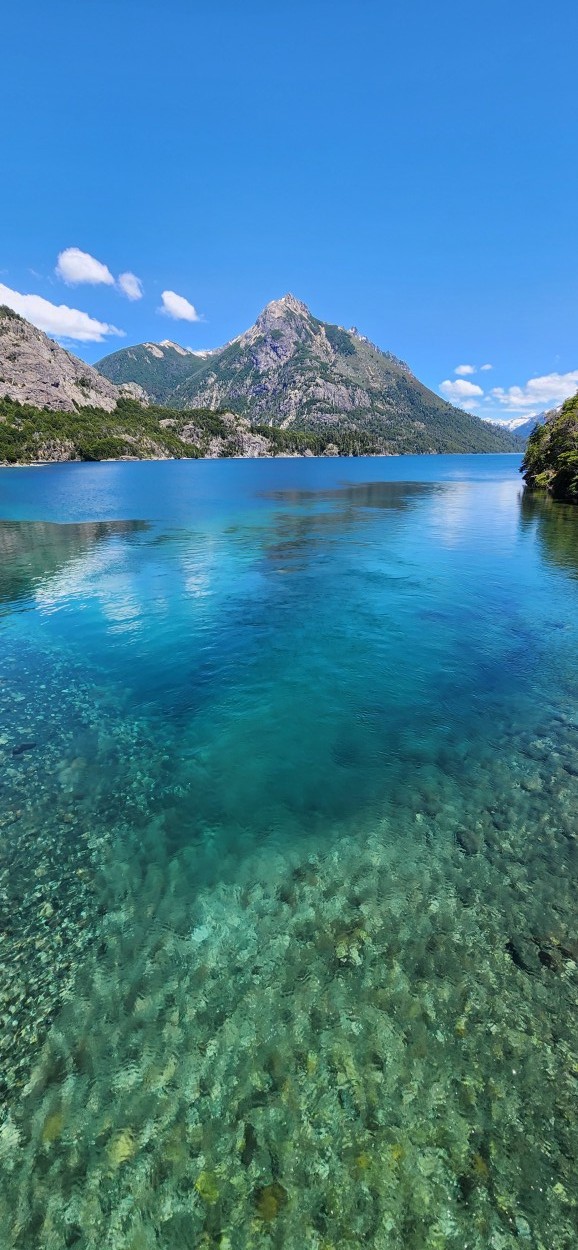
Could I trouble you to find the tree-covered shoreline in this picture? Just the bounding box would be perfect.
[0,396,384,464]
[521,393,578,503]
[0,395,522,465]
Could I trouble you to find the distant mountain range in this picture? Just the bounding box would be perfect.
[97,294,522,455]
[491,412,548,442]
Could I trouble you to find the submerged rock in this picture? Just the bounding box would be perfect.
[11,741,37,757]
[107,1128,137,1166]
[240,1123,258,1167]
[253,1182,288,1222]
[195,1171,220,1204]
[505,937,541,975]
[455,827,483,856]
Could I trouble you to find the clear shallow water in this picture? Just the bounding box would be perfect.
[0,455,577,1249]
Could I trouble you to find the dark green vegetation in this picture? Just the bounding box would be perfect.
[0,396,382,464]
[0,396,200,463]
[95,340,202,399]
[0,305,22,323]
[98,296,523,455]
[521,392,578,502]
[324,323,356,356]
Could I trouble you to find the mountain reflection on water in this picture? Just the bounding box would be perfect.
[258,479,442,508]
[0,519,147,611]
[519,488,578,580]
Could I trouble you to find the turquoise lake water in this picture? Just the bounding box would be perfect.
[0,454,577,1249]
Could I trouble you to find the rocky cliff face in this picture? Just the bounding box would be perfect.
[0,307,145,413]
[97,294,522,454]
[188,294,400,425]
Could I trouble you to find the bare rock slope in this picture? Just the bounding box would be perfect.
[0,306,145,412]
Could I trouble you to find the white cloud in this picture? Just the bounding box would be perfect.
[55,247,115,287]
[454,363,476,376]
[0,282,124,342]
[159,290,200,322]
[56,250,145,302]
[439,378,484,406]
[118,271,144,301]
[490,370,578,413]
[480,363,493,371]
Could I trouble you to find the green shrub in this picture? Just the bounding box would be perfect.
[522,393,578,502]
[325,324,356,356]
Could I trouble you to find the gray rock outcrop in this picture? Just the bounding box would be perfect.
[0,307,136,413]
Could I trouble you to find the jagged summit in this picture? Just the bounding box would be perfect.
[260,293,311,317]
[250,293,313,341]
[96,295,521,454]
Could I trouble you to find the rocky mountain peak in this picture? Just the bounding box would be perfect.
[95,295,522,454]
[236,293,317,367]
[264,293,310,317]
[253,293,312,333]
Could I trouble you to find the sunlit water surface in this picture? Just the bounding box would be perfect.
[0,455,577,1249]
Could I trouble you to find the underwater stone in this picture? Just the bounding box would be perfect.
[11,742,37,757]
[334,926,369,964]
[107,1128,137,1166]
[240,1122,258,1167]
[536,942,563,972]
[195,1171,220,1203]
[505,937,540,975]
[41,1110,63,1143]
[455,827,483,856]
[520,775,543,793]
[253,1181,288,1221]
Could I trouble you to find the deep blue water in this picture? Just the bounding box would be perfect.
[0,454,577,1249]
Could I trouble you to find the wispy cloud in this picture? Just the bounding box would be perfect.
[439,378,484,409]
[0,282,124,342]
[480,363,493,372]
[454,364,476,376]
[159,290,200,322]
[55,247,115,287]
[118,272,144,301]
[490,370,578,413]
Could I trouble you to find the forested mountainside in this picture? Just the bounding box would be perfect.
[0,396,385,464]
[0,298,522,459]
[97,295,522,455]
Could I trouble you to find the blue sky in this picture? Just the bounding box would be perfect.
[2,0,577,422]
